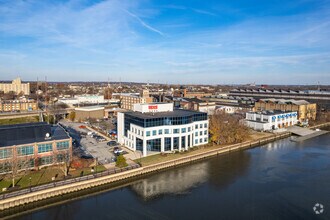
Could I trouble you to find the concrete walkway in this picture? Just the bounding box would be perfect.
[287,126,316,136]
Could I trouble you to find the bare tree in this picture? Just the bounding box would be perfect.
[53,150,71,177]
[209,112,250,145]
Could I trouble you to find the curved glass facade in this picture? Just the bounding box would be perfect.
[124,111,207,136]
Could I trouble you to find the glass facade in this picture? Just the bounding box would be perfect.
[17,146,34,156]
[173,137,179,150]
[181,136,186,149]
[165,137,171,151]
[38,143,53,153]
[0,148,13,159]
[136,138,143,151]
[124,111,207,137]
[56,141,70,150]
[147,139,161,151]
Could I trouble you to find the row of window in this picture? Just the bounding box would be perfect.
[195,138,208,144]
[195,130,208,136]
[145,127,208,137]
[0,141,70,159]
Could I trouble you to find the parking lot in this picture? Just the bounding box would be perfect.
[59,120,121,165]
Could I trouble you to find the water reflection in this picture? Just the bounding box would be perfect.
[130,162,209,200]
[130,151,251,200]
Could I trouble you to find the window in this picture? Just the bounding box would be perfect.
[181,128,186,133]
[56,153,69,163]
[200,131,203,136]
[188,127,191,132]
[152,130,157,136]
[39,156,53,165]
[165,129,170,134]
[200,138,202,143]
[147,138,161,152]
[0,149,13,159]
[195,139,198,144]
[165,137,171,151]
[146,131,150,137]
[56,141,69,150]
[173,129,180,134]
[38,143,53,153]
[17,146,34,156]
[195,131,198,136]
[204,130,207,135]
[195,124,198,129]
[204,123,207,128]
[204,138,208,143]
[173,137,179,149]
[158,129,163,135]
[0,162,11,174]
[200,124,203,128]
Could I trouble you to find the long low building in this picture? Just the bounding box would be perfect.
[0,122,72,174]
[117,103,209,157]
[245,110,298,131]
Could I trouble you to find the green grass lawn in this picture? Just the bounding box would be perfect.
[0,116,39,125]
[0,165,106,191]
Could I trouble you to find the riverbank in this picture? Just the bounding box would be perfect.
[0,122,329,212]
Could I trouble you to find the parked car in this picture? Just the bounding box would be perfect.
[107,141,117,146]
[113,147,123,154]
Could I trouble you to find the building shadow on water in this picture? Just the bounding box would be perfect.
[129,151,251,201]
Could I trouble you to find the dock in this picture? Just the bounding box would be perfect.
[287,126,329,142]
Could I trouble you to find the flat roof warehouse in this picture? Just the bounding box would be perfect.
[0,122,70,147]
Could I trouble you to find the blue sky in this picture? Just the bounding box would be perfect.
[0,0,329,84]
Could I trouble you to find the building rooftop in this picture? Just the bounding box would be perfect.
[258,98,311,105]
[75,105,105,111]
[125,109,206,119]
[248,110,297,116]
[0,122,70,147]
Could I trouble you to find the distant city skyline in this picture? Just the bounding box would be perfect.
[0,0,329,84]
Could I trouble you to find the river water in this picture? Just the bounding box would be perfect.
[12,134,330,220]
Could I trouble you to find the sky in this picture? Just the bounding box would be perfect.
[0,0,330,84]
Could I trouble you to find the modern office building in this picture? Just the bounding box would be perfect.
[245,110,298,131]
[0,78,30,95]
[117,103,209,157]
[0,122,72,174]
[0,99,37,112]
[254,98,317,123]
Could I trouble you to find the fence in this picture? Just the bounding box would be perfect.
[0,164,140,201]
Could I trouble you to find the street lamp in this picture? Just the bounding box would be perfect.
[29,177,32,192]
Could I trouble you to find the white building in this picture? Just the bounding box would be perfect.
[58,95,105,106]
[245,110,298,131]
[117,103,209,157]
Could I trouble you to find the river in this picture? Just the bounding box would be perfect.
[11,134,330,220]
